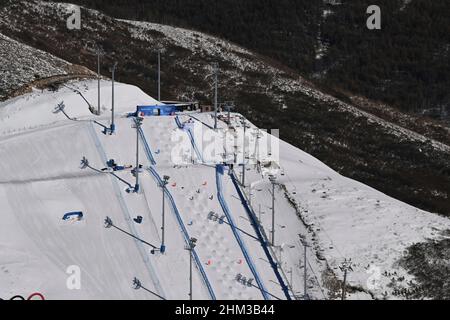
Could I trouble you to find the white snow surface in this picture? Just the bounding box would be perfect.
[0,80,449,300]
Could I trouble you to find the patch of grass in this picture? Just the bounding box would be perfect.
[399,231,450,300]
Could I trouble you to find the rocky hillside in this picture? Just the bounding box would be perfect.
[56,0,450,122]
[0,33,94,100]
[0,0,449,219]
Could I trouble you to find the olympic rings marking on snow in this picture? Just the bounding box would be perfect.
[0,292,45,301]
[27,292,45,300]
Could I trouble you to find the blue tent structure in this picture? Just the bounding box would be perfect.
[62,212,83,221]
[129,102,198,118]
[136,105,179,117]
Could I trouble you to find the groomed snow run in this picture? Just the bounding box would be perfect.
[0,80,449,300]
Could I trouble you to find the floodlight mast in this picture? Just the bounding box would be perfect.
[132,277,166,300]
[134,117,143,193]
[186,237,197,300]
[213,63,218,130]
[340,258,353,300]
[226,102,235,124]
[241,117,247,187]
[189,243,193,300]
[104,216,158,250]
[110,62,118,134]
[157,50,161,101]
[270,175,276,246]
[160,175,170,253]
[97,49,101,115]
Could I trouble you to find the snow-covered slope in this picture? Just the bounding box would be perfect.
[1,80,449,300]
[1,0,449,224]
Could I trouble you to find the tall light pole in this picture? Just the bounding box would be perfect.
[160,175,170,253]
[255,129,261,169]
[110,62,118,134]
[269,175,276,246]
[185,237,197,300]
[225,101,234,124]
[134,117,143,193]
[213,63,218,130]
[104,216,159,251]
[241,117,247,187]
[157,50,161,101]
[340,258,353,300]
[133,277,166,300]
[97,49,101,115]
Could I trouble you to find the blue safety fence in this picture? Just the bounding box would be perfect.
[229,169,292,300]
[216,165,269,300]
[137,120,216,299]
[175,116,204,163]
